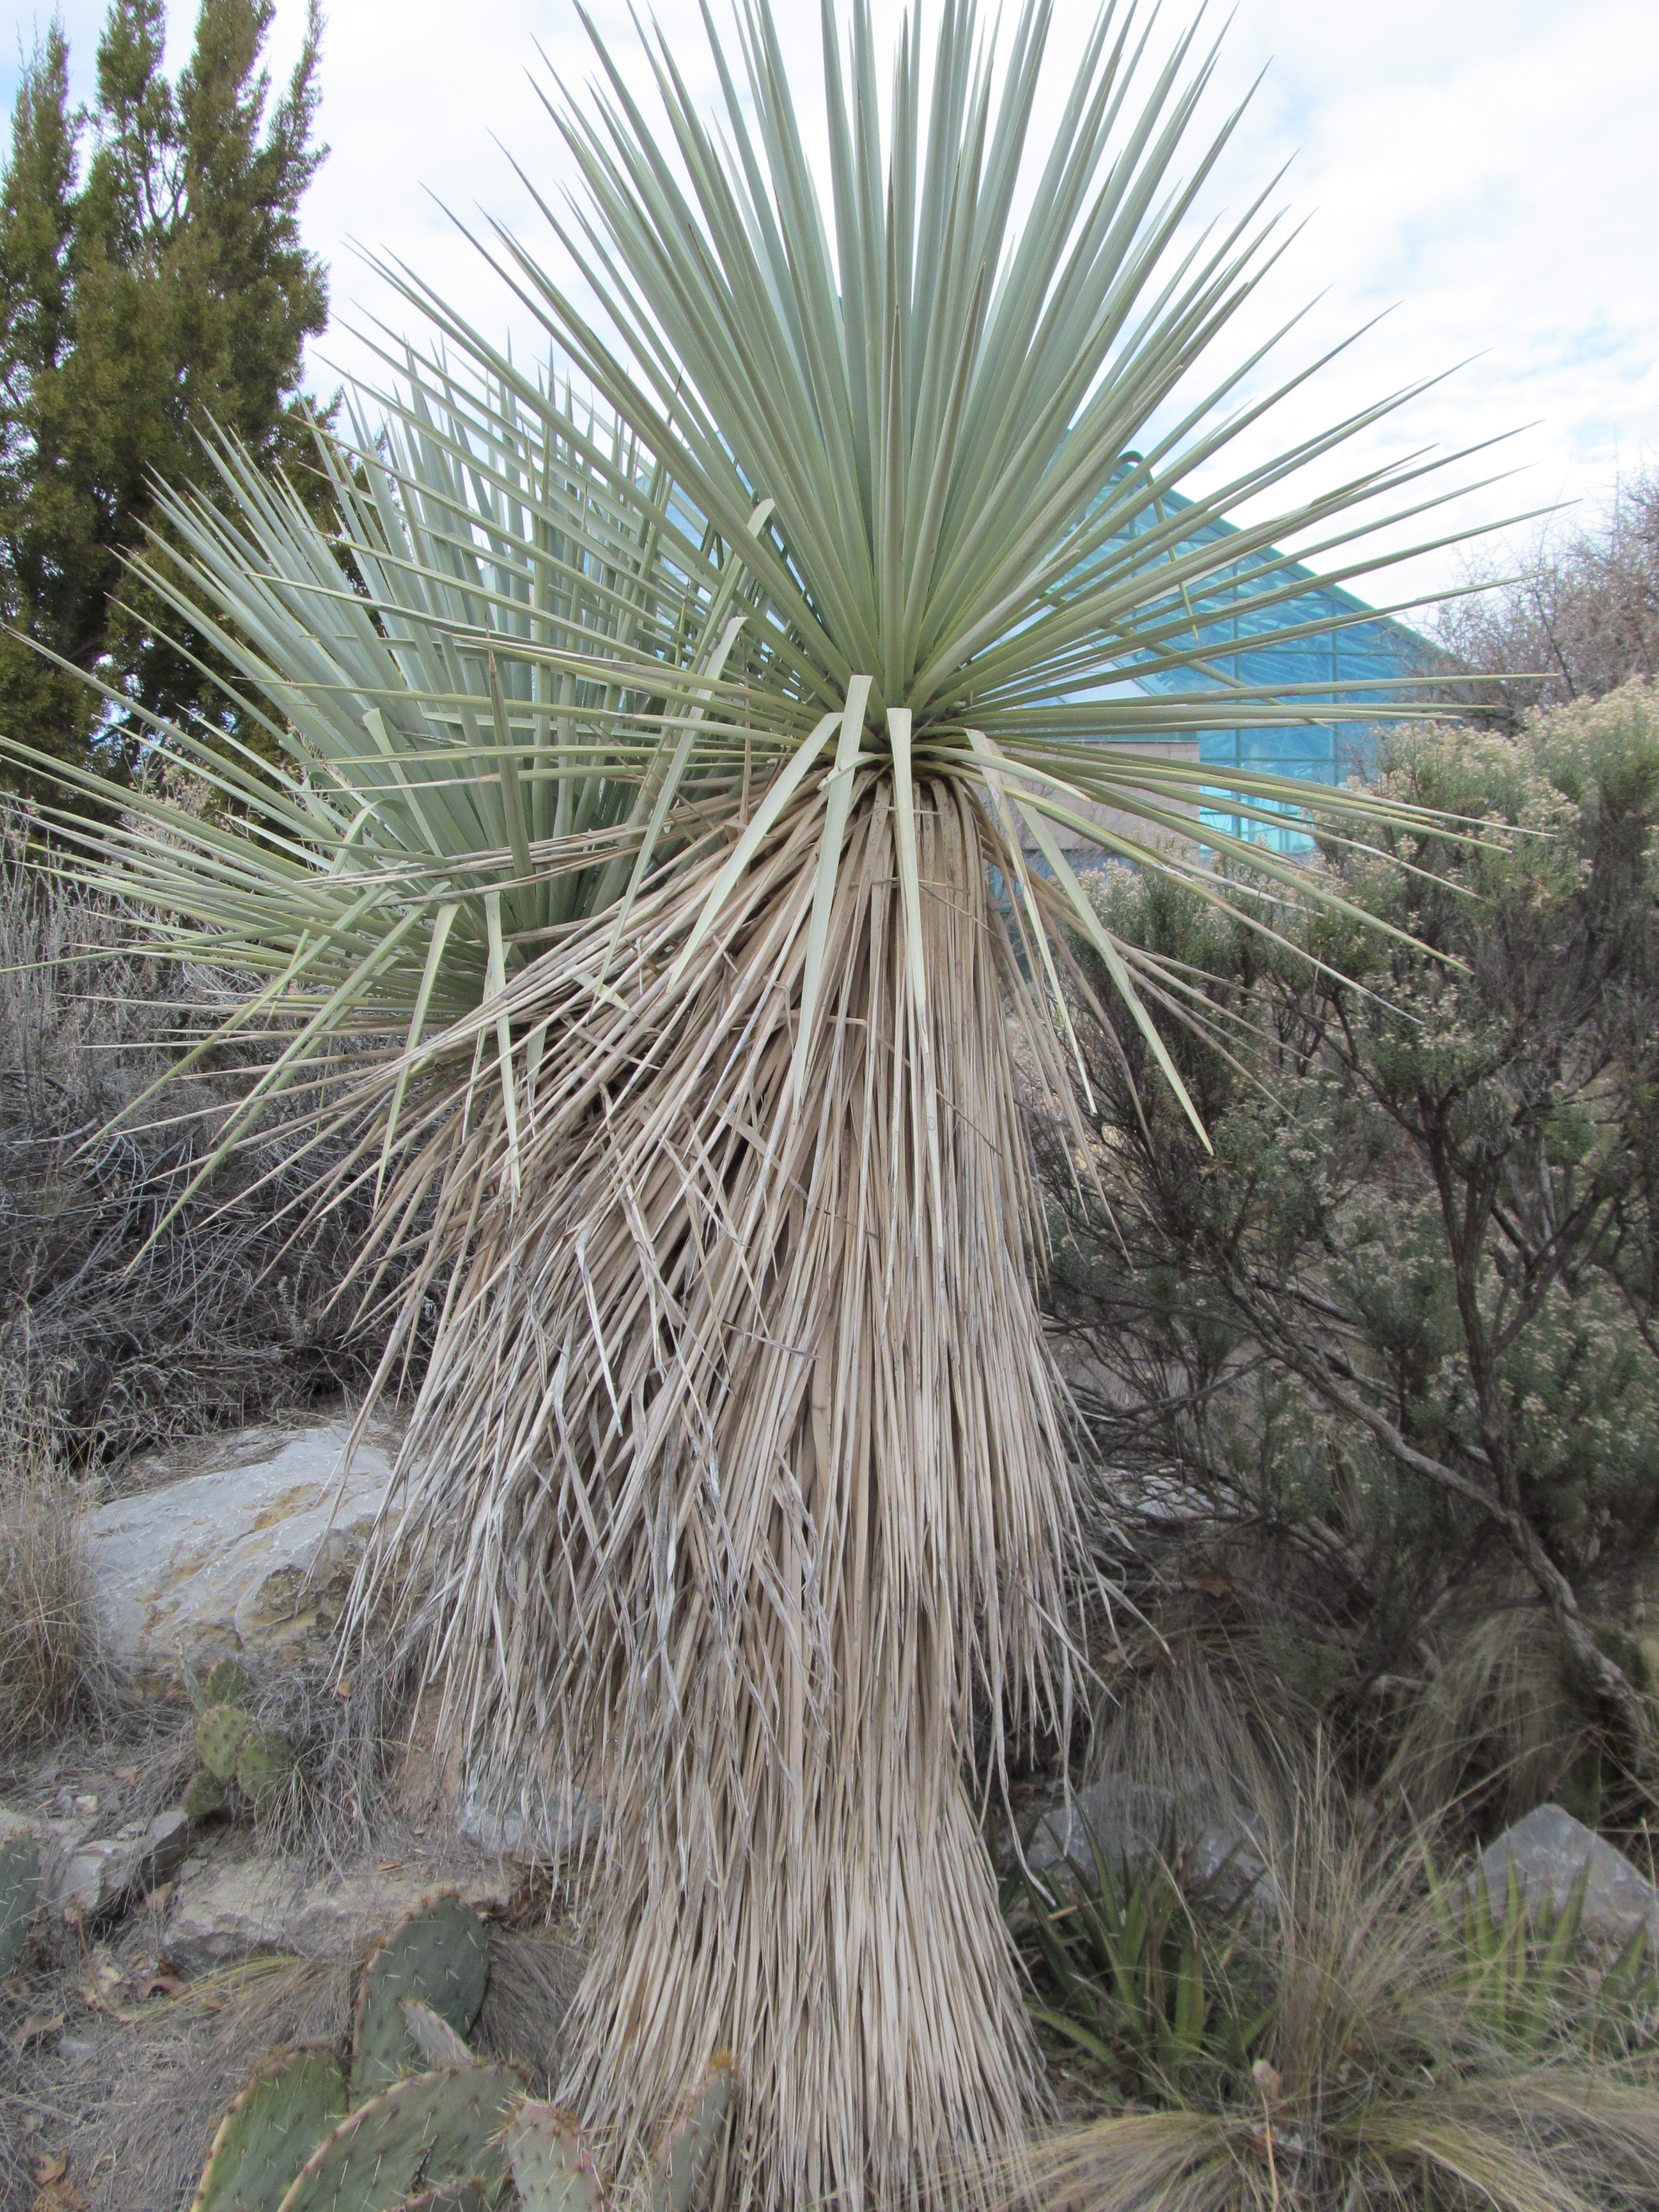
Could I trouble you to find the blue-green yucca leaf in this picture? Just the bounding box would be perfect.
[1,0,1519,1195]
[349,0,1518,1141]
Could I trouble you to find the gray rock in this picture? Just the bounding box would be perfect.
[2,1803,94,1899]
[163,1853,516,1972]
[1025,1780,1274,1917]
[457,1776,601,1862]
[81,1419,395,1682]
[54,1807,191,1920]
[1478,1803,1659,1948]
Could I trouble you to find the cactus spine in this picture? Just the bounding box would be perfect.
[189,1897,728,2212]
[391,2184,489,2212]
[504,2103,606,2212]
[401,1998,477,2072]
[202,1658,248,1707]
[235,1727,296,1809]
[506,2060,736,2212]
[651,2056,735,2212]
[195,1703,251,1781]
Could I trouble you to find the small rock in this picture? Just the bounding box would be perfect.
[1024,1780,1274,1917]
[457,1776,601,1862]
[163,1855,516,1972]
[1478,1804,1659,1948]
[81,1419,396,1684]
[53,1809,192,1921]
[3,1804,94,1899]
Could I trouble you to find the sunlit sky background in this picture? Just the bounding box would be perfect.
[7,0,1658,625]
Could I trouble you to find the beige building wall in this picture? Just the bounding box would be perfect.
[1017,736,1203,869]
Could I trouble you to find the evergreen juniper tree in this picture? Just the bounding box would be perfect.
[0,0,328,784]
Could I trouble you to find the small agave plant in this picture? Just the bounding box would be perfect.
[191,1894,733,2212]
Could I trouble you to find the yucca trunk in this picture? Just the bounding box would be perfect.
[374,774,1078,2202]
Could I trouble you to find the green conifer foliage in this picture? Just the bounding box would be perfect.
[0,0,329,784]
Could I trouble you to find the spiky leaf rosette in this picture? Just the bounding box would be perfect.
[0,0,1513,2205]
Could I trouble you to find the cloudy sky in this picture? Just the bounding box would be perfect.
[8,0,1658,616]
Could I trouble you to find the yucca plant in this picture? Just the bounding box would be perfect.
[4,0,1516,2204]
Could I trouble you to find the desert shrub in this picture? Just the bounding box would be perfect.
[1434,469,1659,729]
[1039,682,1659,1823]
[0,806,421,1467]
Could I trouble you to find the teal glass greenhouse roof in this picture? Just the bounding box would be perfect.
[1087,469,1429,853]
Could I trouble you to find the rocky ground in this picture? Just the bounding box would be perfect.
[0,1409,585,2212]
[9,1408,1659,2211]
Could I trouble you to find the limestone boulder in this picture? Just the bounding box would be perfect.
[163,1849,516,1972]
[1478,1803,1659,1948]
[3,1800,192,1925]
[53,1807,191,1920]
[1025,1779,1274,1917]
[1,1803,93,1905]
[81,1419,396,1683]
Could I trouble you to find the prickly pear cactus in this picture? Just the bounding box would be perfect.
[351,1897,490,2099]
[504,2103,605,2212]
[196,1703,251,1781]
[0,1829,41,1979]
[235,1727,296,1810]
[400,1999,475,2072]
[390,2182,489,2212]
[191,2044,349,2212]
[650,2057,734,2212]
[184,1770,228,1822]
[276,2064,521,2212]
[203,1658,248,1708]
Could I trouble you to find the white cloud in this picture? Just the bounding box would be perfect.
[8,0,1658,608]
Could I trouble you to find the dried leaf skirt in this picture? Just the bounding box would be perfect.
[357,778,1080,2207]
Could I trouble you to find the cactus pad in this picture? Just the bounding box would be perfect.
[276,2064,521,2212]
[649,2056,734,2212]
[235,1727,296,1810]
[351,1897,490,2098]
[390,2182,490,2212]
[184,1770,228,1822]
[203,1658,248,1708]
[0,1830,41,1979]
[401,1999,475,2072]
[196,1703,251,1781]
[503,2102,604,2212]
[190,2043,348,2212]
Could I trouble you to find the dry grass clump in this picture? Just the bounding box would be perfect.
[76,1954,354,2212]
[1383,1593,1624,1833]
[0,1411,97,1756]
[474,1923,587,2091]
[1080,1627,1303,1853]
[1015,1749,1659,2212]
